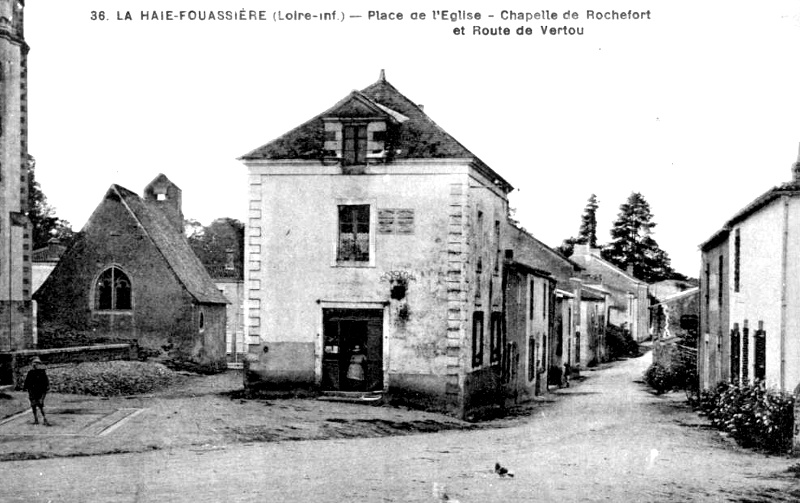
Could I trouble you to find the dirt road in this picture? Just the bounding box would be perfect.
[4,352,800,502]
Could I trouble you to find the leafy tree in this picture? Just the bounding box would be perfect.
[601,192,674,282]
[555,236,579,259]
[27,155,74,249]
[187,218,244,278]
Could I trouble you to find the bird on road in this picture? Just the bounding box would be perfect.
[495,462,515,478]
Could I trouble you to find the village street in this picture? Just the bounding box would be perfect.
[3,352,800,503]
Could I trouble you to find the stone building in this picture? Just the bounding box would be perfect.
[0,0,32,355]
[699,145,800,392]
[240,71,514,418]
[32,238,66,294]
[569,244,650,342]
[503,225,583,399]
[34,174,228,371]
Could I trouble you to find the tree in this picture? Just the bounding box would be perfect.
[577,194,599,248]
[187,218,244,278]
[555,236,579,259]
[27,155,74,249]
[601,192,674,283]
[555,194,599,258]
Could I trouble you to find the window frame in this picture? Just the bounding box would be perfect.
[333,200,376,268]
[93,266,133,313]
[342,123,368,166]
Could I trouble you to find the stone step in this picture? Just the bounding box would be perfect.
[317,390,384,403]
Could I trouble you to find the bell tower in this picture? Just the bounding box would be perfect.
[0,0,32,351]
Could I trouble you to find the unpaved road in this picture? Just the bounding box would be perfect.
[4,352,800,502]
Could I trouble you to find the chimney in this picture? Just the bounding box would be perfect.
[793,142,800,183]
[143,174,184,234]
[379,69,386,82]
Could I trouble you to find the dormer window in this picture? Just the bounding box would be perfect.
[343,124,367,166]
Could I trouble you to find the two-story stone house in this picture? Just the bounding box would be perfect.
[240,72,514,418]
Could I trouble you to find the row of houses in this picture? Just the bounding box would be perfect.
[4,68,653,418]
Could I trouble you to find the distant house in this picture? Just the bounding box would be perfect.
[32,238,67,294]
[650,288,699,342]
[190,219,246,363]
[699,146,800,392]
[569,244,650,342]
[239,71,514,418]
[33,174,228,371]
[577,284,610,367]
[205,263,245,363]
[650,279,698,303]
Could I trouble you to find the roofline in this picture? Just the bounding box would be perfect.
[238,76,515,193]
[700,184,800,251]
[508,223,583,272]
[115,187,226,305]
[584,251,647,285]
[651,287,700,306]
[506,260,552,279]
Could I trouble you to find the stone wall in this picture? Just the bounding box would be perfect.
[0,343,136,388]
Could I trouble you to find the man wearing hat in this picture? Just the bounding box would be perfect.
[23,357,50,426]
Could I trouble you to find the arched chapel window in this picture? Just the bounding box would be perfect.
[95,267,132,310]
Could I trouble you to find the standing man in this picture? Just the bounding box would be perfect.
[23,357,50,426]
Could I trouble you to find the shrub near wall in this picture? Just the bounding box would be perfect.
[644,357,697,394]
[698,381,794,454]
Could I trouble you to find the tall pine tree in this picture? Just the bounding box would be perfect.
[555,194,599,257]
[601,192,673,283]
[577,194,599,247]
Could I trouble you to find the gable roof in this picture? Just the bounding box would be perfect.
[700,181,800,251]
[571,246,647,285]
[239,72,512,191]
[652,287,700,306]
[107,184,227,305]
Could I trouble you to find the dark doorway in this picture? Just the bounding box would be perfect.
[322,309,383,391]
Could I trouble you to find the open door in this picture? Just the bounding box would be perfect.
[322,309,383,391]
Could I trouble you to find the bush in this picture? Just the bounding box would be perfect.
[698,380,794,454]
[644,362,673,393]
[606,324,640,360]
[644,357,698,394]
[46,361,179,396]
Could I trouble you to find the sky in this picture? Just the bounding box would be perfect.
[23,1,800,278]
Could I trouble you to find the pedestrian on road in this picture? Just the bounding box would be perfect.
[23,357,50,426]
[347,345,366,391]
[562,362,571,388]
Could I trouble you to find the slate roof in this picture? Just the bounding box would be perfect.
[240,73,512,191]
[109,184,228,305]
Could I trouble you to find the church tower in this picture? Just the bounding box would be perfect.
[0,0,32,351]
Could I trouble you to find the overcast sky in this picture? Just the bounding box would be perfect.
[24,1,800,277]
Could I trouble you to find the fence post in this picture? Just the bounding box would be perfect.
[793,382,800,456]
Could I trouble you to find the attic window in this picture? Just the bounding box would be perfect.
[156,193,166,201]
[343,125,367,165]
